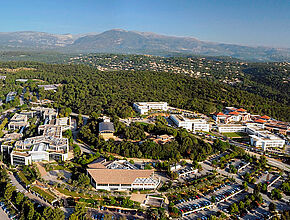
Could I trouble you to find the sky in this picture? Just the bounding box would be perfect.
[0,0,289,47]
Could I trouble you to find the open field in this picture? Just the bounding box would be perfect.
[223,132,248,138]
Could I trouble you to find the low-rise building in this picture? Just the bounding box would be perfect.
[10,135,69,165]
[0,75,6,80]
[87,159,159,191]
[19,110,37,119]
[6,91,17,102]
[191,119,210,132]
[0,132,22,142]
[133,102,168,114]
[213,107,251,124]
[38,84,61,91]
[170,114,193,130]
[31,107,58,121]
[265,121,290,135]
[218,124,246,133]
[153,134,174,145]
[99,118,115,140]
[170,114,209,132]
[8,113,29,130]
[249,133,285,153]
[15,79,28,83]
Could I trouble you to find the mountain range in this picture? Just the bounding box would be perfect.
[0,29,289,62]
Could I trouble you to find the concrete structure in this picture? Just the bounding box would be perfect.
[249,132,285,153]
[19,110,37,119]
[87,159,159,190]
[10,152,32,166]
[170,164,182,171]
[99,118,115,140]
[213,107,251,124]
[31,107,58,121]
[15,79,28,83]
[0,75,6,80]
[246,125,285,152]
[191,119,210,132]
[170,114,193,130]
[6,91,17,102]
[217,124,246,133]
[38,84,61,91]
[170,114,209,132]
[8,113,29,130]
[133,102,168,114]
[265,121,290,135]
[10,135,69,165]
[153,134,174,145]
[0,132,22,142]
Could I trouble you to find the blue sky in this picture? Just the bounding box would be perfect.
[0,0,289,47]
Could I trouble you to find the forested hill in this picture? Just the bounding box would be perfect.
[0,61,289,121]
[67,54,290,106]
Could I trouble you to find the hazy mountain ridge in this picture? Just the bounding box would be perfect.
[0,29,289,61]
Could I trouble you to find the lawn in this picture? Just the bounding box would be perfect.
[223,132,248,138]
[17,171,31,186]
[56,187,100,200]
[30,186,56,203]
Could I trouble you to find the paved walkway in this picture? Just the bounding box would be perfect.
[0,207,9,220]
[35,162,47,177]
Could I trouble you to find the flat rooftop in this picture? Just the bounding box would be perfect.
[135,102,167,106]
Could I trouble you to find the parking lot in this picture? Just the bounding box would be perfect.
[175,182,243,218]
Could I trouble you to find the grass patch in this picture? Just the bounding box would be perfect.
[56,187,100,200]
[223,132,248,138]
[30,186,56,203]
[17,171,30,186]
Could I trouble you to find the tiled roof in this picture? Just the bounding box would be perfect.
[229,111,239,115]
[236,108,246,112]
[87,169,153,185]
[254,119,266,123]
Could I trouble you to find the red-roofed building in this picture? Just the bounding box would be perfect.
[261,115,271,120]
[213,112,227,123]
[254,119,266,123]
[236,108,247,112]
[213,107,251,124]
[229,111,240,115]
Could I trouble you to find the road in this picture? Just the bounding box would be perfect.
[229,140,290,172]
[201,158,290,216]
[70,113,95,154]
[197,133,290,173]
[8,173,52,207]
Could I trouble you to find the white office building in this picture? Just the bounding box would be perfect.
[218,124,247,133]
[249,133,285,152]
[191,119,210,132]
[10,131,69,166]
[170,114,209,132]
[133,102,168,114]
